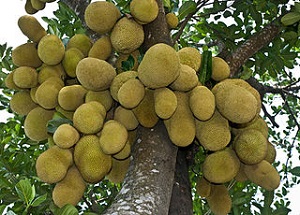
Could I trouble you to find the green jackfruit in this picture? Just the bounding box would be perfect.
[12,43,42,68]
[13,66,38,89]
[130,0,159,24]
[265,141,277,164]
[207,184,232,215]
[211,57,230,81]
[10,90,38,116]
[195,176,211,198]
[170,64,198,92]
[25,0,38,14]
[58,85,87,111]
[177,47,201,72]
[38,64,65,84]
[62,47,84,78]
[166,13,178,29]
[30,0,45,10]
[53,124,80,149]
[106,157,130,184]
[18,15,47,42]
[154,87,177,119]
[85,90,113,111]
[66,34,92,57]
[114,106,139,130]
[88,36,112,60]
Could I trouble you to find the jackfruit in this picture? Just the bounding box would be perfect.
[154,87,177,119]
[203,147,240,183]
[233,129,268,165]
[110,17,144,54]
[35,145,73,183]
[164,91,196,147]
[13,66,38,89]
[38,64,65,84]
[52,165,86,208]
[74,135,112,183]
[85,90,113,111]
[99,120,128,155]
[30,86,39,103]
[212,81,258,124]
[110,71,138,101]
[55,106,74,121]
[5,71,22,91]
[24,106,55,141]
[195,176,211,198]
[76,57,116,91]
[166,13,178,29]
[38,35,65,65]
[25,0,38,14]
[130,0,159,24]
[177,47,201,72]
[133,89,159,128]
[66,34,92,57]
[189,86,215,121]
[113,141,131,160]
[211,57,230,81]
[116,50,140,73]
[84,1,121,34]
[35,77,64,109]
[18,15,46,42]
[195,110,231,151]
[114,106,139,130]
[12,43,42,68]
[170,64,198,92]
[235,163,248,182]
[106,157,130,184]
[244,160,280,191]
[207,184,232,215]
[88,36,112,60]
[264,141,277,164]
[58,85,87,111]
[118,78,145,109]
[62,47,84,78]
[138,43,180,88]
[31,0,45,10]
[10,90,38,115]
[73,101,106,134]
[53,124,80,149]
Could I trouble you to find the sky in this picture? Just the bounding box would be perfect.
[0,1,300,214]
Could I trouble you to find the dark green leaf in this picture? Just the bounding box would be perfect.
[281,12,300,26]
[273,207,292,215]
[55,204,79,215]
[15,179,34,205]
[47,117,73,134]
[31,193,47,207]
[178,1,197,20]
[290,166,300,176]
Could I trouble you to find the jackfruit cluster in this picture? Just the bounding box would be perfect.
[8,1,280,212]
[24,0,57,15]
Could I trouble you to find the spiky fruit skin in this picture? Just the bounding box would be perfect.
[203,148,240,184]
[113,142,131,160]
[10,90,38,116]
[114,106,139,130]
[38,64,65,84]
[170,64,198,92]
[53,124,80,149]
[58,85,87,111]
[88,36,112,60]
[196,176,211,198]
[130,0,159,24]
[138,43,180,89]
[195,110,231,151]
[99,120,128,155]
[5,71,23,91]
[106,157,130,184]
[31,0,46,10]
[13,66,38,89]
[38,35,65,65]
[24,106,55,142]
[74,135,112,183]
[66,34,92,57]
[35,145,73,184]
[154,87,177,119]
[52,166,86,208]
[25,0,38,14]
[166,13,178,29]
[84,1,121,34]
[110,17,144,54]
[177,47,201,72]
[18,15,47,42]
[85,90,113,111]
[62,47,84,78]
[164,91,196,147]
[76,57,116,91]
[12,43,42,68]
[211,57,230,81]
[207,184,232,215]
[265,141,277,164]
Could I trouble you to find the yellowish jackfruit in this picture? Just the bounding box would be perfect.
[211,57,230,81]
[164,91,196,147]
[53,124,80,149]
[195,176,211,198]
[24,106,55,142]
[189,86,215,121]
[73,101,106,134]
[13,66,38,89]
[195,110,231,151]
[35,145,73,183]
[114,106,139,130]
[203,147,240,183]
[10,90,38,115]
[35,77,64,109]
[265,141,277,164]
[5,71,22,91]
[166,13,178,29]
[113,141,131,160]
[38,64,65,84]
[133,89,159,128]
[154,87,177,119]
[66,34,92,57]
[170,64,198,92]
[110,71,138,101]
[85,90,113,111]
[62,47,84,78]
[52,165,86,208]
[138,43,180,88]
[58,85,87,111]
[12,43,42,68]
[233,129,268,165]
[130,0,159,24]
[110,17,144,54]
[235,163,248,182]
[88,36,112,60]
[74,135,112,183]
[99,120,128,155]
[244,160,280,191]
[30,86,39,103]
[207,184,232,215]
[118,78,145,109]
[18,15,46,42]
[38,35,65,65]
[76,57,116,91]
[84,1,121,34]
[106,157,130,184]
[177,47,201,72]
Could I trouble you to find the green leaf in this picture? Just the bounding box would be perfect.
[31,193,47,207]
[163,0,171,9]
[290,166,300,176]
[0,205,7,214]
[55,204,79,215]
[15,179,34,205]
[178,1,197,20]
[47,117,73,134]
[272,207,291,215]
[294,2,300,13]
[281,12,300,26]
